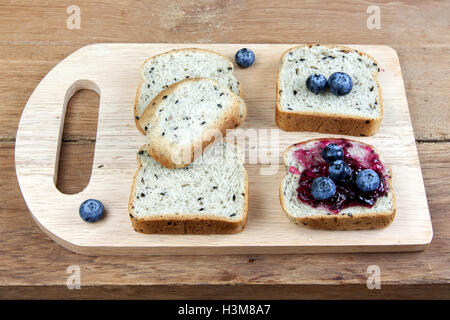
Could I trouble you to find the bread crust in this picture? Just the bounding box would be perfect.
[279,138,396,230]
[128,145,249,234]
[237,96,247,123]
[134,80,147,135]
[134,47,243,134]
[276,44,383,136]
[139,78,241,169]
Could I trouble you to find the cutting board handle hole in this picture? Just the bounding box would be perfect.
[56,80,100,195]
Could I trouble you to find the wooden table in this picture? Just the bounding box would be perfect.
[1,1,449,299]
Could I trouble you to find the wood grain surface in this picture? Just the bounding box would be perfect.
[0,0,449,299]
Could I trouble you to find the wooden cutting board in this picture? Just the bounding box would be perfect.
[15,44,432,255]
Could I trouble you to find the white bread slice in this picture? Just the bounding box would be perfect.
[135,48,247,134]
[276,44,382,136]
[139,78,241,169]
[128,141,248,234]
[280,138,395,230]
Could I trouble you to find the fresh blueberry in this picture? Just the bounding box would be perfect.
[235,48,255,68]
[356,169,380,192]
[329,160,351,181]
[321,143,344,162]
[306,74,328,94]
[79,199,104,222]
[328,72,353,96]
[311,177,336,201]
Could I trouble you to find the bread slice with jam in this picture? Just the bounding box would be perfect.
[280,138,395,230]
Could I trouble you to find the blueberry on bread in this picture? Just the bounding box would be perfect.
[276,44,382,136]
[356,169,380,192]
[310,177,336,201]
[329,160,351,181]
[306,74,328,94]
[135,48,247,134]
[139,78,241,169]
[328,72,353,96]
[280,138,395,230]
[128,141,248,234]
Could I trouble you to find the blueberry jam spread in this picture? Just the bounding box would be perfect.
[290,139,389,214]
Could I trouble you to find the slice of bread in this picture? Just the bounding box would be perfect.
[139,78,241,169]
[276,44,382,136]
[280,138,395,230]
[128,141,248,234]
[135,48,247,134]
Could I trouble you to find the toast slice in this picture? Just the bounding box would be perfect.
[276,44,382,136]
[139,78,241,169]
[135,48,247,134]
[128,141,248,234]
[280,138,395,230]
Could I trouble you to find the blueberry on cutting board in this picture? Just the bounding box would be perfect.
[79,199,104,222]
[235,48,255,68]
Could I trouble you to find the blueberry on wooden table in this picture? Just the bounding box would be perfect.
[235,48,255,68]
[79,199,104,222]
[356,169,380,192]
[328,72,353,96]
[311,177,336,201]
[306,74,328,94]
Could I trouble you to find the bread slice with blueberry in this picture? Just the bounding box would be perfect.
[280,138,395,230]
[276,44,382,136]
[135,48,247,134]
[139,78,241,169]
[128,141,248,234]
